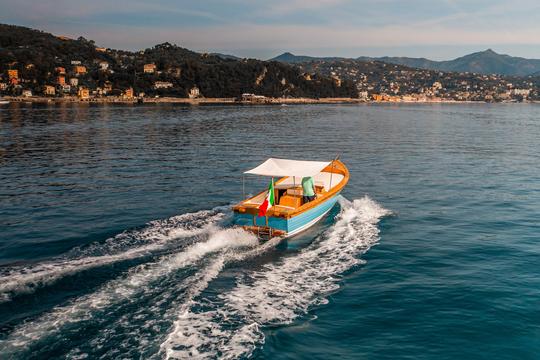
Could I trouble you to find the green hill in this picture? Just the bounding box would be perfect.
[0,24,357,98]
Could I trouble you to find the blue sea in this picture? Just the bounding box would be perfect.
[1,102,540,359]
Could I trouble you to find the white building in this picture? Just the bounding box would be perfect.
[511,89,531,96]
[432,81,443,90]
[189,86,201,99]
[154,81,173,89]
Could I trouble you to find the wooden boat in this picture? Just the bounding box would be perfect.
[233,158,349,240]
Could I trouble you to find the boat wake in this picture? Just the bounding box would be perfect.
[0,196,390,359]
[160,195,391,359]
[0,208,225,303]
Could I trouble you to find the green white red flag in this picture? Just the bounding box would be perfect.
[258,179,275,217]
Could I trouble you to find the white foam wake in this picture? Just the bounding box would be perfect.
[159,237,282,360]
[0,209,225,302]
[0,228,258,356]
[160,196,391,359]
[63,236,283,359]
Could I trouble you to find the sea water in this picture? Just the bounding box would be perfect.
[1,103,539,359]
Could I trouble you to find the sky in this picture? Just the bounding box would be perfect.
[1,0,540,60]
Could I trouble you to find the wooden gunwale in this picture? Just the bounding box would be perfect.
[232,160,349,219]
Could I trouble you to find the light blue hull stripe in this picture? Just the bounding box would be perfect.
[234,193,340,234]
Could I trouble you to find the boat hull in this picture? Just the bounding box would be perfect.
[234,192,340,238]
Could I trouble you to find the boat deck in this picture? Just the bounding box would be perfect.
[233,161,348,219]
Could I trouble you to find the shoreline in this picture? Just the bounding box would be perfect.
[3,96,537,105]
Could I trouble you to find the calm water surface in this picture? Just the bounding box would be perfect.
[1,103,539,359]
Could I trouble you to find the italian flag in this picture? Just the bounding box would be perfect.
[258,179,275,217]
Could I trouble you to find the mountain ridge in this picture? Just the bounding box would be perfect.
[271,49,540,76]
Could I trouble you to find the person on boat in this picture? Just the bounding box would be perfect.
[301,176,316,204]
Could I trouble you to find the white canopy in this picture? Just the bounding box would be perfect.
[245,158,331,177]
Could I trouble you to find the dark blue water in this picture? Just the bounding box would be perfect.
[1,102,540,359]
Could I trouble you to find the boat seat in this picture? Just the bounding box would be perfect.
[286,188,303,196]
[279,194,301,209]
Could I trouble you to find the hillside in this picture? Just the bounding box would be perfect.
[272,49,540,76]
[295,58,540,101]
[0,24,357,98]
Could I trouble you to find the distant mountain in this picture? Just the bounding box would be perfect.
[272,49,540,76]
[357,55,437,70]
[270,52,344,64]
[374,49,540,76]
[211,53,241,60]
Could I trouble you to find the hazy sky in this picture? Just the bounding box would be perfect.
[1,0,540,60]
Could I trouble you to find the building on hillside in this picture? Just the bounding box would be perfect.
[56,67,66,74]
[154,81,173,89]
[57,76,66,86]
[99,61,109,70]
[7,69,18,79]
[372,94,385,102]
[0,83,8,91]
[71,60,82,65]
[511,89,531,96]
[189,86,201,99]
[22,89,32,97]
[74,66,87,75]
[44,85,55,96]
[62,85,71,93]
[497,92,511,101]
[96,47,107,52]
[123,87,134,98]
[69,78,79,86]
[143,64,157,74]
[358,91,369,100]
[78,87,90,99]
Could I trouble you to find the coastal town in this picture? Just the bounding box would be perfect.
[3,55,539,104]
[297,59,540,103]
[1,24,540,104]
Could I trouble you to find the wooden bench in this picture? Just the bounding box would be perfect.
[279,194,302,209]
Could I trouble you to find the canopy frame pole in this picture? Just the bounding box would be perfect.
[329,154,340,190]
[242,175,245,200]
